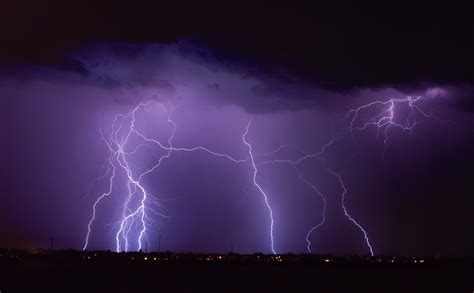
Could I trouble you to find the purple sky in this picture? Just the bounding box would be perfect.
[1,42,473,256]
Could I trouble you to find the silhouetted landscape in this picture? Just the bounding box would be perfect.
[1,249,472,292]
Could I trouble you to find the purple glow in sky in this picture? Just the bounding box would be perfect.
[1,42,474,255]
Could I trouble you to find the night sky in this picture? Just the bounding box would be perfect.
[1,1,473,256]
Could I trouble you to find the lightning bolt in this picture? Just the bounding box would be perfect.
[256,139,375,255]
[256,95,433,256]
[112,101,171,252]
[82,147,116,251]
[242,118,276,254]
[85,101,279,252]
[84,94,432,256]
[83,101,176,252]
[299,175,327,254]
[255,149,328,254]
[347,95,434,152]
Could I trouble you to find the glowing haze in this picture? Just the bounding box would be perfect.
[1,42,474,255]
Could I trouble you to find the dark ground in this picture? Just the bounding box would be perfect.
[0,253,472,292]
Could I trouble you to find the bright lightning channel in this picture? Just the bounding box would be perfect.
[84,102,279,253]
[84,95,432,256]
[257,95,433,256]
[242,118,276,254]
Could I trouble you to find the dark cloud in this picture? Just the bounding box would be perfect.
[444,85,474,113]
[1,1,473,112]
[1,2,472,93]
[1,40,473,114]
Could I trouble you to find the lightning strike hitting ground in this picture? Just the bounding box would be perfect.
[300,175,327,253]
[84,95,432,255]
[256,95,433,255]
[84,101,275,252]
[242,118,276,254]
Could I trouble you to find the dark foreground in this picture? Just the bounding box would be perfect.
[0,250,472,292]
